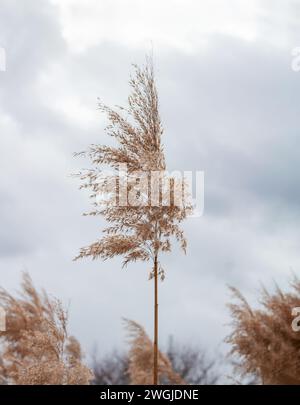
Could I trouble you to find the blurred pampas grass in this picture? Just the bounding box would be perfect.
[0,273,92,385]
[227,279,300,385]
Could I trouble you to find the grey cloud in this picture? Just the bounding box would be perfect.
[1,0,300,372]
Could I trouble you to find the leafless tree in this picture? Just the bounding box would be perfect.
[166,337,220,385]
[92,325,220,385]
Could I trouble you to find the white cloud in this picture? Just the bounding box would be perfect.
[50,0,261,52]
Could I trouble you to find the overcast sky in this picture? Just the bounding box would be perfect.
[1,0,300,377]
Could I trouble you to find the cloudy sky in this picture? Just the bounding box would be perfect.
[1,0,300,376]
